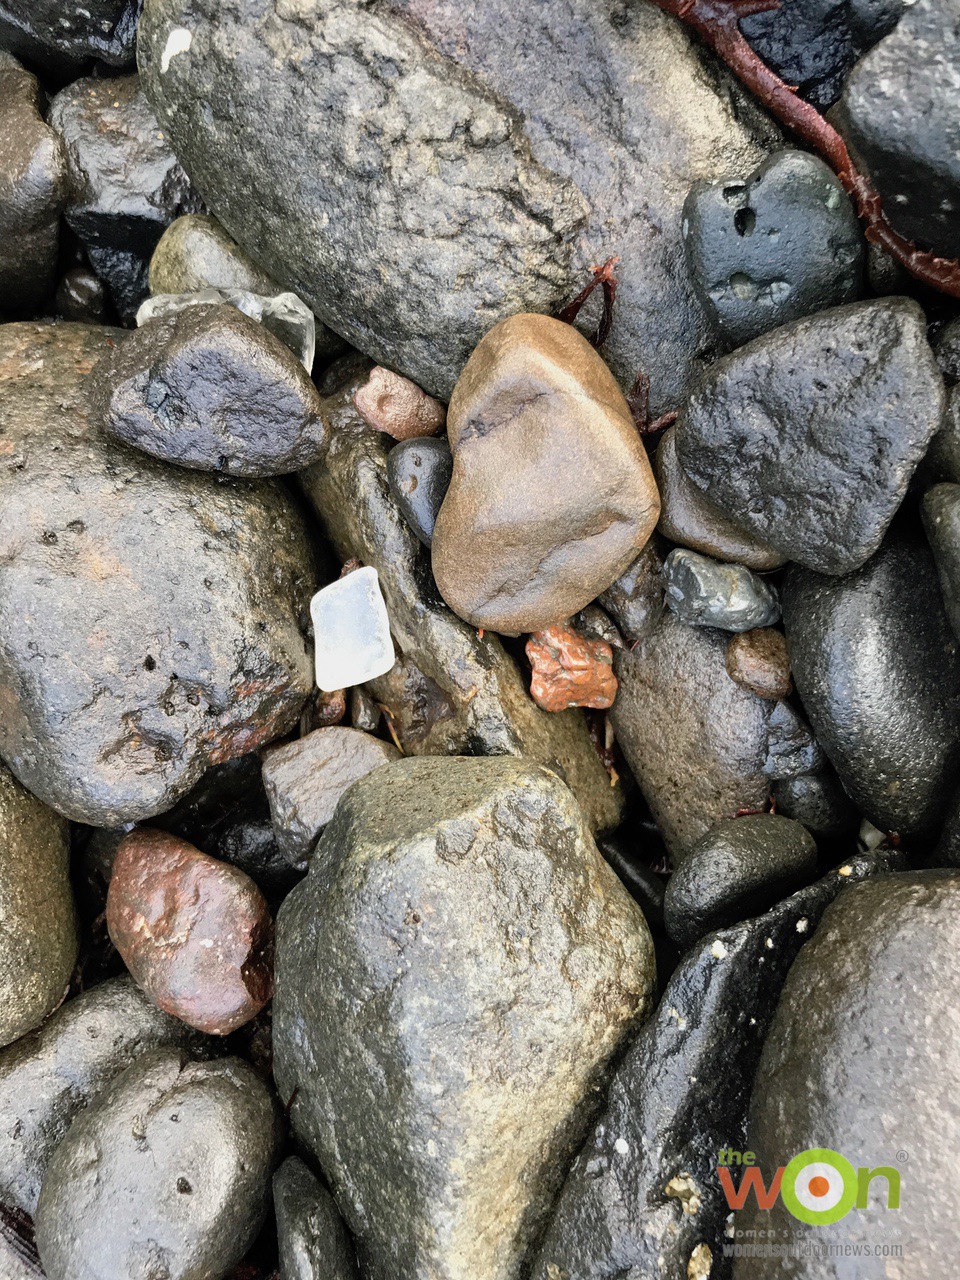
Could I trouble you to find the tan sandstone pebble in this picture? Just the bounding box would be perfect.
[353,365,447,440]
[106,828,273,1035]
[432,313,660,634]
[725,628,793,700]
[527,624,618,712]
[654,426,785,571]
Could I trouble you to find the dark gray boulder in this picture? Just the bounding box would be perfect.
[274,1157,358,1280]
[35,1048,281,1280]
[783,523,960,836]
[531,848,905,1280]
[0,322,316,825]
[89,303,327,476]
[676,298,945,575]
[0,762,75,1049]
[0,54,67,317]
[683,149,863,348]
[0,0,140,77]
[835,0,960,261]
[735,871,960,1276]
[0,976,208,1216]
[299,360,621,833]
[274,756,654,1280]
[663,814,818,950]
[138,0,777,410]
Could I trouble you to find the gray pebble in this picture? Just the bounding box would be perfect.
[274,1157,358,1280]
[663,547,780,632]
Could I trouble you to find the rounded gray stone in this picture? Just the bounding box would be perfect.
[663,547,780,633]
[35,1048,281,1280]
[274,1156,358,1280]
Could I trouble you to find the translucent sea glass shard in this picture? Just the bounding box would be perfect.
[310,567,396,692]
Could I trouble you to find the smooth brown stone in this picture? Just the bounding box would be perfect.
[432,314,660,634]
[353,366,447,441]
[107,829,273,1035]
[726,628,792,699]
[654,427,785,571]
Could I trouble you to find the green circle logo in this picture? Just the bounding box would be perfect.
[781,1148,858,1225]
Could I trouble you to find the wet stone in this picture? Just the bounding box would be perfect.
[0,0,140,76]
[0,54,67,317]
[35,1048,281,1280]
[274,756,654,1280]
[922,483,960,643]
[54,265,110,324]
[354,366,447,440]
[596,539,665,647]
[663,814,818,950]
[531,848,905,1280]
[526,623,618,712]
[663,547,781,632]
[835,0,960,261]
[726,628,792,700]
[150,213,280,297]
[0,976,208,1216]
[676,299,945,575]
[683,149,863,348]
[653,427,785,572]
[736,872,960,1274]
[274,1156,359,1280]
[262,727,400,873]
[48,73,200,317]
[310,566,396,693]
[432,314,660,634]
[138,287,317,371]
[783,523,960,837]
[386,436,453,548]
[106,828,274,1034]
[89,303,327,476]
[0,762,76,1049]
[739,0,855,109]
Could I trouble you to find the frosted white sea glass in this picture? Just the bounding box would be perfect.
[310,567,395,692]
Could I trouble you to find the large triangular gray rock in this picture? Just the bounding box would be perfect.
[138,0,776,409]
[274,756,655,1280]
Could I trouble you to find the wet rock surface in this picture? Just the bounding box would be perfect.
[274,756,654,1280]
[274,1157,358,1280]
[663,547,781,632]
[0,762,75,1049]
[386,436,453,548]
[299,362,621,833]
[783,524,960,836]
[0,322,316,826]
[354,366,446,441]
[726,628,792,699]
[532,848,904,1280]
[262,727,399,872]
[48,73,200,319]
[90,303,327,475]
[35,1048,281,1280]
[139,0,776,410]
[684,149,863,347]
[677,298,945,575]
[0,54,67,317]
[835,0,960,261]
[596,540,666,646]
[663,814,819,949]
[922,482,960,642]
[736,871,960,1274]
[432,314,659,633]
[526,623,618,712]
[0,0,141,76]
[107,828,273,1034]
[150,213,280,298]
[0,977,207,1216]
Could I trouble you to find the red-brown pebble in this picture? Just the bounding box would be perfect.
[725,628,793,699]
[353,365,447,440]
[526,623,618,712]
[106,828,273,1035]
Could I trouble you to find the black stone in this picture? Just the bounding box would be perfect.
[740,0,854,109]
[530,848,905,1280]
[89,303,327,476]
[0,0,141,79]
[783,522,960,837]
[922,482,960,642]
[35,1048,281,1280]
[386,436,452,547]
[54,265,110,325]
[0,977,207,1216]
[676,298,945,575]
[663,814,818,950]
[771,767,859,839]
[596,539,665,647]
[834,0,960,259]
[736,871,960,1274]
[274,1157,358,1280]
[683,149,863,348]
